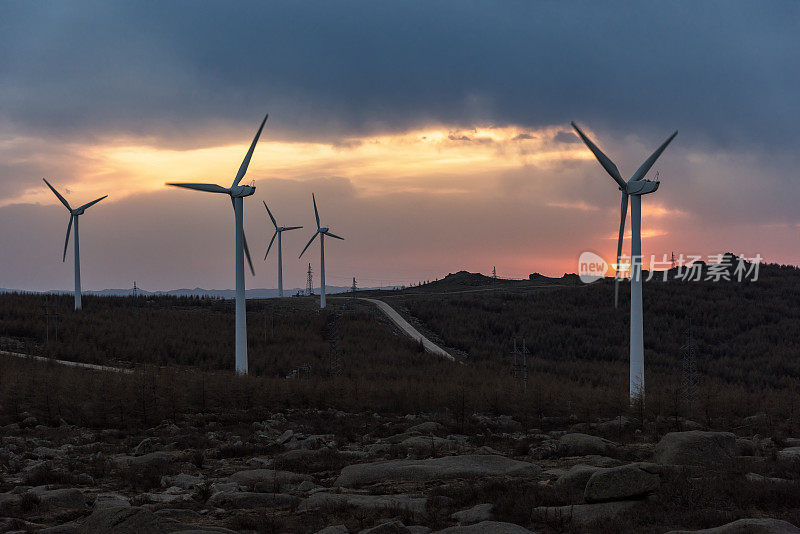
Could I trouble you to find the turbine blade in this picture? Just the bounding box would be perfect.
[299,231,319,258]
[570,122,626,189]
[243,231,255,276]
[43,178,72,210]
[62,215,73,262]
[630,130,678,181]
[232,113,269,187]
[312,193,320,229]
[283,226,303,231]
[615,193,629,308]
[323,230,344,240]
[77,195,108,211]
[166,183,230,194]
[263,200,277,229]
[265,230,278,260]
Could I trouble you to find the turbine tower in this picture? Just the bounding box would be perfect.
[167,114,268,375]
[571,122,677,401]
[263,201,302,297]
[43,179,108,310]
[299,194,344,309]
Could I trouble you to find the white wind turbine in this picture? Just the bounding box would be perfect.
[167,114,268,375]
[263,201,302,297]
[571,122,677,402]
[299,193,344,309]
[43,179,107,311]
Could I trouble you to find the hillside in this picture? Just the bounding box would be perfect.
[2,262,800,533]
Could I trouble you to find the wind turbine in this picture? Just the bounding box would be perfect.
[299,194,344,309]
[43,179,107,311]
[263,201,302,297]
[166,114,267,375]
[571,122,677,401]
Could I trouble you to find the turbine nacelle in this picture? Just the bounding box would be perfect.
[230,184,256,197]
[625,180,659,196]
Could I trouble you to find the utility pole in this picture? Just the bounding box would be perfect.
[492,266,498,295]
[306,263,314,296]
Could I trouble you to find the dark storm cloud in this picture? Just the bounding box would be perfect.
[0,1,797,149]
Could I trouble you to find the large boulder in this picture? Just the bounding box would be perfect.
[30,487,86,511]
[434,521,535,533]
[93,492,131,509]
[665,518,800,533]
[299,492,427,514]
[451,503,493,523]
[335,455,539,487]
[557,433,618,457]
[555,464,607,492]
[654,431,736,465]
[584,463,660,502]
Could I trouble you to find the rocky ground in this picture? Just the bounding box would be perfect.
[1,410,800,533]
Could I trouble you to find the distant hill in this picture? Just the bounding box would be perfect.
[401,270,578,292]
[0,285,382,299]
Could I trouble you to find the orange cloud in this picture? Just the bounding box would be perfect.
[3,124,593,207]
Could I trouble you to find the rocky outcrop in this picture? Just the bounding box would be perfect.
[583,463,660,502]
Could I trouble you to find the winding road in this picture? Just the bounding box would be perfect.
[0,350,132,373]
[358,298,455,361]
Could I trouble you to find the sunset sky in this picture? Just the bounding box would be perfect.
[1,2,798,291]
